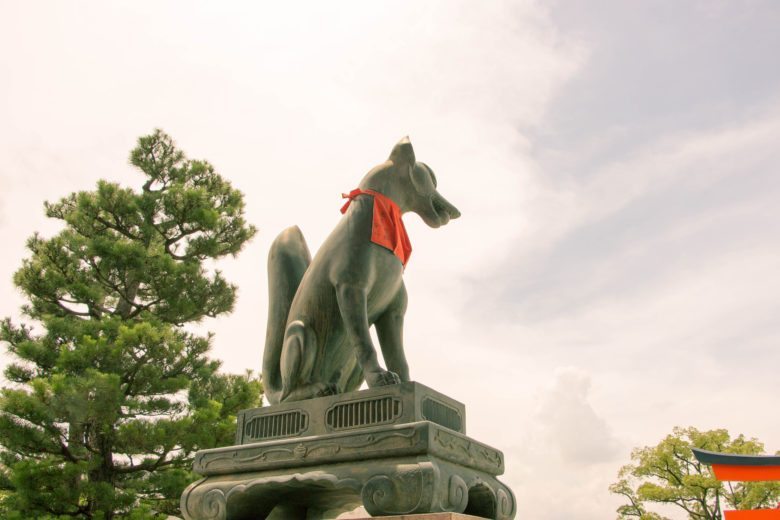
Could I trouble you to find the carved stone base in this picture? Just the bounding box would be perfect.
[181,451,514,519]
[181,383,516,519]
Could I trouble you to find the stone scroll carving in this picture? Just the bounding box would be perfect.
[446,474,469,511]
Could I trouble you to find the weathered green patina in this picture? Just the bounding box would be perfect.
[262,137,460,404]
[181,383,515,519]
[181,139,516,519]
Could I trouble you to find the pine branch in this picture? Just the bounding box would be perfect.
[113,450,174,474]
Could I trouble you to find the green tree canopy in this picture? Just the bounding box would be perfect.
[610,426,780,520]
[0,130,261,519]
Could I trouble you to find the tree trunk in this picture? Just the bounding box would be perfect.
[87,431,116,519]
[115,278,140,319]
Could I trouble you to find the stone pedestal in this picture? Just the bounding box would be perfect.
[181,382,516,519]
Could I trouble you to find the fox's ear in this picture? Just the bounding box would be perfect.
[388,136,416,167]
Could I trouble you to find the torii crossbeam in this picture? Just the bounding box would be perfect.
[693,448,780,519]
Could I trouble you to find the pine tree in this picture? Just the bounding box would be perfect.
[0,130,261,518]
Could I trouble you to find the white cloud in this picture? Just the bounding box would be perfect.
[537,367,620,464]
[0,0,586,368]
[444,96,780,519]
[503,368,623,520]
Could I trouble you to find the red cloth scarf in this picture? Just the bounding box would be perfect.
[340,188,412,267]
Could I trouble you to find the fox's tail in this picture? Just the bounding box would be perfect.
[262,226,311,404]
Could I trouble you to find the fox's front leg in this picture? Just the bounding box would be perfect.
[375,285,410,382]
[336,283,401,387]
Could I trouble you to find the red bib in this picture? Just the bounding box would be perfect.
[340,188,412,267]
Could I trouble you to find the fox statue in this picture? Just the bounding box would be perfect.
[262,137,461,404]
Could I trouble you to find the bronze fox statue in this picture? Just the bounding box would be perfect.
[262,137,460,404]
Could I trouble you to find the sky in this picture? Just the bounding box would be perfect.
[2,1,780,518]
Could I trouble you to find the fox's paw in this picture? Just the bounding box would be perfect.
[315,383,338,397]
[366,369,401,387]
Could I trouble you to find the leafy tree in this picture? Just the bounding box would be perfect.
[0,130,261,518]
[610,426,780,520]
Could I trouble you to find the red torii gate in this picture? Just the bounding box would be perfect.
[692,448,780,519]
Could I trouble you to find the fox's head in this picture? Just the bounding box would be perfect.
[384,137,461,228]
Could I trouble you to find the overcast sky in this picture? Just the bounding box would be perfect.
[2,2,779,519]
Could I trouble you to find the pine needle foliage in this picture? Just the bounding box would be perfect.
[0,130,261,519]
